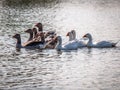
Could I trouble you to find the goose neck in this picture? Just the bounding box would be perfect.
[69,36,72,41]
[28,33,33,41]
[72,32,76,40]
[69,32,73,41]
[87,35,93,46]
[17,37,21,44]
[16,37,23,49]
[55,37,62,50]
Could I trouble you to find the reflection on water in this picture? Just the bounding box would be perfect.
[0,0,120,90]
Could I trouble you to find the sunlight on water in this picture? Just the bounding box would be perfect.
[0,0,120,90]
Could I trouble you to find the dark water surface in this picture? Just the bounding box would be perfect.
[0,0,120,90]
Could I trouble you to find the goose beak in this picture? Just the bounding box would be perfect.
[24,30,28,33]
[35,23,39,27]
[24,29,31,33]
[83,35,87,38]
[66,32,69,36]
[12,35,17,39]
[12,34,16,38]
[12,35,15,38]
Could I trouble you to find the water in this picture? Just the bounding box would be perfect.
[0,0,120,90]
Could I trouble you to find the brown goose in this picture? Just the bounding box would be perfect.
[44,35,57,49]
[34,22,56,38]
[12,34,44,51]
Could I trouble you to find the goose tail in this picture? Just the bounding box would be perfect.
[115,40,120,44]
[112,40,120,47]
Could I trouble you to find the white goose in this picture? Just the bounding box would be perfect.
[83,33,119,48]
[70,30,86,47]
[65,31,80,49]
[55,36,78,51]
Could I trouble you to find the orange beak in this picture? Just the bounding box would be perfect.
[66,32,69,36]
[83,35,87,38]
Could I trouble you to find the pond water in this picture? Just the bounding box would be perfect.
[0,0,120,90]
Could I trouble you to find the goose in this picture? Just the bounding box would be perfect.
[44,35,57,49]
[31,27,56,49]
[66,31,79,48]
[24,29,33,41]
[55,36,78,51]
[67,30,86,47]
[12,34,45,51]
[83,33,119,48]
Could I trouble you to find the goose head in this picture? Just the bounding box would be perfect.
[35,23,43,31]
[12,34,20,38]
[12,33,20,39]
[83,33,92,40]
[66,32,73,41]
[83,33,93,47]
[25,29,32,33]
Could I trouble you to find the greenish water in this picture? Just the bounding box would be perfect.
[0,0,120,90]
